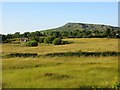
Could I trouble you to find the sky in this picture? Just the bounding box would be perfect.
[2,2,118,34]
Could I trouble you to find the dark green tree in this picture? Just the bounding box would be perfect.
[2,35,7,42]
[53,38,62,45]
[14,32,20,38]
[52,31,60,38]
[26,40,38,46]
[23,32,31,38]
[44,36,55,44]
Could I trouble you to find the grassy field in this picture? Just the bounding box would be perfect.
[2,38,119,88]
[2,38,118,54]
[3,56,118,88]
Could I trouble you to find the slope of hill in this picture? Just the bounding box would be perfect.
[41,22,120,32]
[1,22,120,44]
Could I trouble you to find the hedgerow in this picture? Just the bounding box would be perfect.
[45,51,120,57]
[7,53,38,58]
[4,51,120,58]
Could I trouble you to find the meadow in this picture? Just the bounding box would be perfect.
[2,38,118,54]
[2,38,119,88]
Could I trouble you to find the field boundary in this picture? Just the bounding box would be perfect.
[3,51,120,58]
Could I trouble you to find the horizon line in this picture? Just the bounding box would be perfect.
[1,22,119,35]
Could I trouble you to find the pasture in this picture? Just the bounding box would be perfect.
[2,38,119,88]
[2,38,118,54]
[3,56,118,88]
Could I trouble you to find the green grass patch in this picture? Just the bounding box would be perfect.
[2,56,118,88]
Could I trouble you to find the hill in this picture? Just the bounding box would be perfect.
[1,22,120,43]
[41,22,120,32]
[40,22,120,38]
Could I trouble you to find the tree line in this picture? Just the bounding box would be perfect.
[1,27,120,44]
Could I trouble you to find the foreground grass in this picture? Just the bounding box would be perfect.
[2,38,118,54]
[3,56,118,88]
[2,38,119,88]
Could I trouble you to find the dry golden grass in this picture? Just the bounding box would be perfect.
[2,38,118,54]
[2,38,119,88]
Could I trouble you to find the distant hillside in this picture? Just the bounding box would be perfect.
[2,22,120,43]
[41,23,119,32]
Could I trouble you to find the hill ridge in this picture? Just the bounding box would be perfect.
[41,22,119,32]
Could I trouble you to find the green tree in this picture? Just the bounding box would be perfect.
[6,34,14,39]
[14,32,20,38]
[2,35,7,42]
[35,31,42,37]
[105,28,112,37]
[53,38,62,45]
[26,40,38,47]
[52,31,60,38]
[38,37,44,43]
[44,36,55,44]
[61,31,68,37]
[32,37,44,43]
[23,32,31,38]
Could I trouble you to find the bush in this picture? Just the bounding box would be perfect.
[4,39,15,43]
[31,37,39,42]
[38,37,44,43]
[44,36,55,44]
[32,37,45,43]
[53,38,62,45]
[113,82,120,88]
[26,40,38,46]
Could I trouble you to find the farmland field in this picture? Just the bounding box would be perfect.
[2,38,119,88]
[2,38,118,54]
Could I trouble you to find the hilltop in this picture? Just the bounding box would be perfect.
[1,22,120,43]
[39,22,120,38]
[41,22,119,32]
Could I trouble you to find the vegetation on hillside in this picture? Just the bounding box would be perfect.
[1,23,120,44]
[40,23,120,38]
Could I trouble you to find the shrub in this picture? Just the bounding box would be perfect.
[113,82,120,88]
[26,40,38,46]
[4,39,15,43]
[31,37,39,42]
[44,36,55,44]
[32,37,45,43]
[38,37,44,43]
[53,38,62,45]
